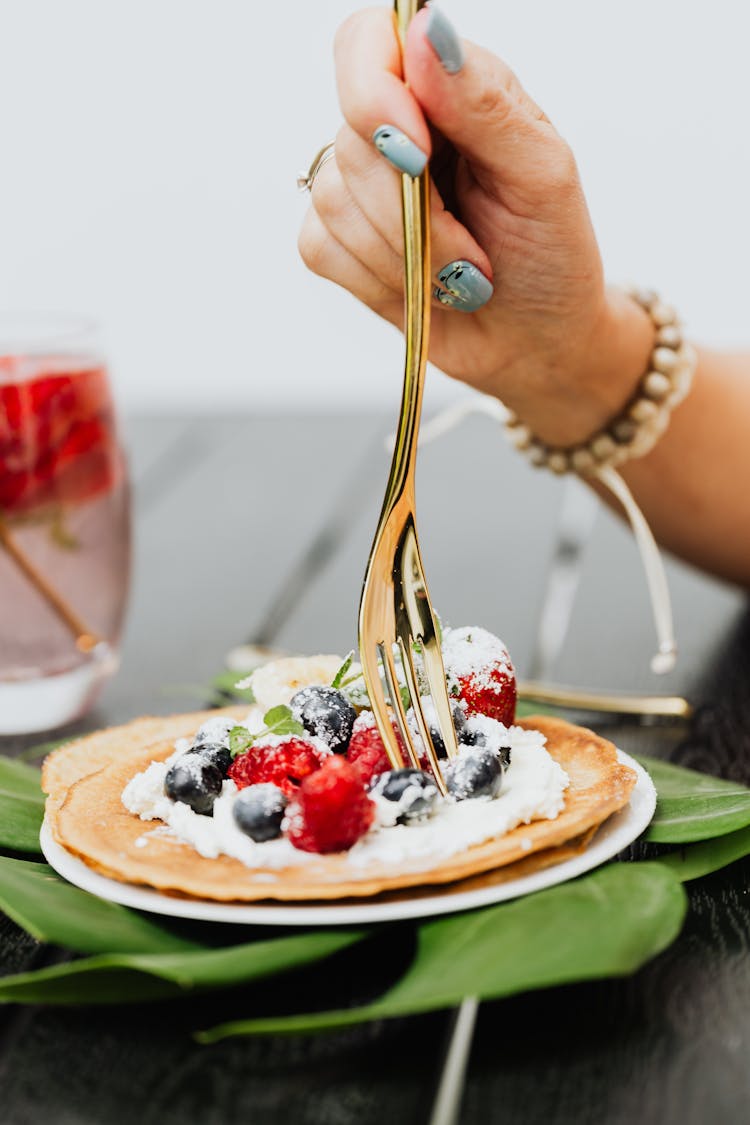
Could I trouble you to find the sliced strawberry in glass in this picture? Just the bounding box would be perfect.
[0,360,120,519]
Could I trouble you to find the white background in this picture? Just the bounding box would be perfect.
[1,0,748,415]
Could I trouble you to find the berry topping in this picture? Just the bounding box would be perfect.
[164,753,223,815]
[193,742,232,777]
[347,711,406,784]
[407,698,467,760]
[460,714,512,770]
[445,747,505,801]
[228,737,327,796]
[232,783,288,842]
[289,686,357,753]
[286,756,375,853]
[442,626,516,726]
[369,768,438,826]
[194,716,236,748]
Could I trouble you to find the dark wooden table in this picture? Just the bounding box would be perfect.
[2,411,750,1125]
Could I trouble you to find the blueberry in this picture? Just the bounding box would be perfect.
[407,700,467,759]
[164,753,222,815]
[459,717,511,769]
[369,768,438,825]
[233,783,288,842]
[461,727,487,749]
[290,686,357,753]
[193,741,232,776]
[194,715,235,748]
[445,748,504,801]
[429,701,468,757]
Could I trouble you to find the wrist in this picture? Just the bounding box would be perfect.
[584,286,656,427]
[502,286,654,448]
[506,286,695,476]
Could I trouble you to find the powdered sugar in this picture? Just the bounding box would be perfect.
[441,625,513,693]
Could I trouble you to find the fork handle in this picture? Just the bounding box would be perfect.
[394,0,428,45]
[381,0,431,515]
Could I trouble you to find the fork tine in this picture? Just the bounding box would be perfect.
[380,641,422,771]
[396,524,460,770]
[359,637,407,771]
[397,635,448,796]
[419,633,460,762]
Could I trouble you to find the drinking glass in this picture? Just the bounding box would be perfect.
[0,315,130,734]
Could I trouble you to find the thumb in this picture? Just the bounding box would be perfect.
[405,6,572,209]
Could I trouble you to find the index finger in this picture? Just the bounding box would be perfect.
[334,7,432,166]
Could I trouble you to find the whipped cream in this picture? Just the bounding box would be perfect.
[121,722,569,875]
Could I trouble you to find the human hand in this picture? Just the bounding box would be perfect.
[299,5,652,445]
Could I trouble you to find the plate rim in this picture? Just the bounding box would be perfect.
[40,749,656,926]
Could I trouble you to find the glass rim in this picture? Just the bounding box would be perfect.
[0,312,99,356]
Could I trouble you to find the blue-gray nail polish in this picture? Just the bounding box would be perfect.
[372,125,427,177]
[425,5,464,74]
[434,261,493,311]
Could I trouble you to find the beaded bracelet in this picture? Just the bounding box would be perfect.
[504,287,697,475]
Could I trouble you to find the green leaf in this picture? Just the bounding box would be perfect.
[228,708,303,759]
[0,858,202,954]
[0,758,45,852]
[263,706,304,738]
[197,862,686,1041]
[0,756,45,802]
[638,755,750,843]
[229,725,253,756]
[0,929,364,1006]
[14,736,73,763]
[0,794,44,853]
[514,699,562,719]
[331,651,355,689]
[657,825,750,883]
[211,670,255,703]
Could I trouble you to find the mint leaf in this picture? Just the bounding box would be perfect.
[263,706,304,738]
[229,726,253,756]
[331,651,355,689]
[210,671,255,704]
[228,708,304,759]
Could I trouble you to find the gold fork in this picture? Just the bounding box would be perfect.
[357,0,458,795]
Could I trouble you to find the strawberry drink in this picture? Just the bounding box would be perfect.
[0,319,130,734]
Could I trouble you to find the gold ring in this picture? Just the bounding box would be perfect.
[297,142,336,193]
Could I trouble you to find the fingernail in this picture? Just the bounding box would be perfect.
[425,5,464,74]
[372,125,427,177]
[434,261,493,311]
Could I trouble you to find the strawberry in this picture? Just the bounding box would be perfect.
[286,756,374,853]
[442,626,517,726]
[0,363,119,517]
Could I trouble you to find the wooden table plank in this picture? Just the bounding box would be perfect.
[93,414,385,725]
[545,500,745,696]
[275,412,565,677]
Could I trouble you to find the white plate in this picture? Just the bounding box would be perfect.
[40,750,655,927]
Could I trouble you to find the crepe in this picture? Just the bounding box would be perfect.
[43,710,637,902]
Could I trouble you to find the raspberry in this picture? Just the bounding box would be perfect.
[347,713,407,784]
[456,663,516,726]
[286,756,374,853]
[228,737,327,797]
